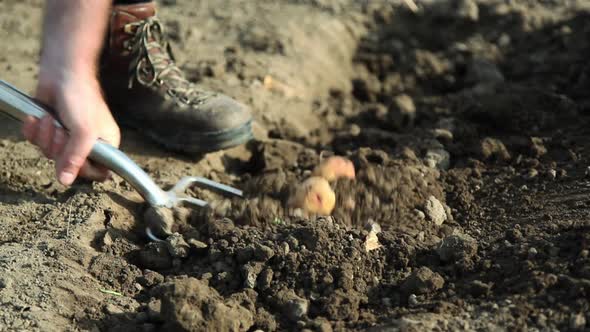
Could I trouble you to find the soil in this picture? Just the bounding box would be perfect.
[1,0,590,331]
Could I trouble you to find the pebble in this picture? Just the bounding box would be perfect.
[147,299,162,322]
[408,294,419,306]
[528,247,538,258]
[570,313,586,330]
[414,209,426,220]
[389,94,416,129]
[524,168,538,180]
[580,250,589,259]
[425,148,451,170]
[548,169,557,180]
[434,128,454,143]
[104,304,124,315]
[165,233,190,258]
[241,263,263,289]
[187,238,208,250]
[424,196,447,226]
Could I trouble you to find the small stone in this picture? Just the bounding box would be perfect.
[349,124,361,136]
[468,280,491,297]
[102,231,114,247]
[505,228,523,242]
[416,231,425,242]
[146,299,162,322]
[434,128,454,143]
[166,233,190,258]
[408,294,419,306]
[365,231,382,252]
[241,263,264,289]
[570,313,586,330]
[425,148,451,170]
[389,94,416,129]
[414,209,426,220]
[104,304,124,315]
[528,247,538,258]
[257,268,274,290]
[281,242,290,255]
[580,250,589,259]
[286,236,299,249]
[424,196,447,226]
[524,168,538,180]
[548,169,557,180]
[498,33,511,47]
[187,238,208,250]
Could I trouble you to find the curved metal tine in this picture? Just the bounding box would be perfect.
[170,176,243,197]
[176,196,209,208]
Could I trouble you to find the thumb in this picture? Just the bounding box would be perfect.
[55,129,95,186]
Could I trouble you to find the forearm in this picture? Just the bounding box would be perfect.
[40,0,111,78]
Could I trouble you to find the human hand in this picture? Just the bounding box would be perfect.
[22,70,121,186]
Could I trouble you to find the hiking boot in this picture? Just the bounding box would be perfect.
[100,2,253,153]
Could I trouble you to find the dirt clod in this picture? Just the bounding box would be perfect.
[401,267,445,295]
[436,233,478,263]
[275,288,309,322]
[158,278,254,331]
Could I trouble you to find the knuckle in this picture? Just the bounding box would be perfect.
[63,155,86,170]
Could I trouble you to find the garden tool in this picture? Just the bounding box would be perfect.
[0,80,242,240]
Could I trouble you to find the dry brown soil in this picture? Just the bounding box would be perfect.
[1,0,590,331]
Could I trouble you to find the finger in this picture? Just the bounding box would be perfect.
[35,115,56,158]
[55,130,95,186]
[79,161,111,182]
[35,82,54,105]
[22,116,39,143]
[49,127,67,160]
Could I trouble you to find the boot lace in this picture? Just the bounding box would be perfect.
[125,17,214,105]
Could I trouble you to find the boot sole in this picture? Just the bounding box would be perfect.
[122,119,254,154]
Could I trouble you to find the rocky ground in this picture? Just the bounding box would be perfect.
[1,0,590,331]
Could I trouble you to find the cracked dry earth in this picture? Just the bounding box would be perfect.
[2,0,590,331]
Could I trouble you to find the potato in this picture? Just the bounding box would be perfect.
[289,176,336,215]
[313,156,355,182]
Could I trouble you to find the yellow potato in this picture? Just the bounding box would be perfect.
[313,156,355,182]
[289,176,336,215]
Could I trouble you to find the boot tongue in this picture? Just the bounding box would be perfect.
[107,2,158,68]
[116,3,156,20]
